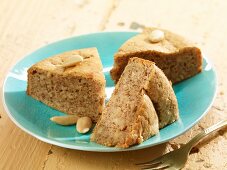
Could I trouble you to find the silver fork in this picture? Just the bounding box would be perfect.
[136,119,227,170]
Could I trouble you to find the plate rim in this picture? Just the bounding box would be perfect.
[2,31,218,152]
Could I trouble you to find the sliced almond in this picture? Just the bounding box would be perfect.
[50,115,79,125]
[62,55,83,68]
[76,117,92,134]
[148,29,165,43]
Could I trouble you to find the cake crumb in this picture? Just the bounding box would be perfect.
[203,163,212,168]
[190,147,200,154]
[196,158,204,162]
[48,149,53,155]
[129,22,145,30]
[117,22,125,26]
[218,129,225,136]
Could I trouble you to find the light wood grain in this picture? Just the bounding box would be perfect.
[0,0,114,169]
[0,0,226,169]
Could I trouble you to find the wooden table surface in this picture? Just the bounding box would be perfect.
[0,0,227,169]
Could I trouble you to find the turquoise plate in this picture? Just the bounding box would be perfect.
[3,32,217,152]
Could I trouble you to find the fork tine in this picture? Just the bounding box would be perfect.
[136,161,162,166]
[141,164,170,170]
[138,162,162,169]
[135,157,162,166]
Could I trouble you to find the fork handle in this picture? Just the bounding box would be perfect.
[185,119,227,150]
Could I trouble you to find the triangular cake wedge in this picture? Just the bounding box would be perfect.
[110,27,203,84]
[27,48,105,122]
[91,57,179,148]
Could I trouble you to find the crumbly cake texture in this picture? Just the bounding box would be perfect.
[110,27,203,84]
[91,57,179,148]
[27,48,105,122]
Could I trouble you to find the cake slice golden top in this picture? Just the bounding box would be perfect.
[29,47,105,84]
[27,47,105,122]
[91,57,179,148]
[111,27,203,84]
[117,27,196,55]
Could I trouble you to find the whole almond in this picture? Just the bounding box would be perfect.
[62,55,83,68]
[50,115,79,125]
[148,29,165,43]
[76,117,92,134]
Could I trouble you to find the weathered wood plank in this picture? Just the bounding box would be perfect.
[0,0,115,169]
[0,0,227,169]
[44,0,227,169]
[104,0,227,169]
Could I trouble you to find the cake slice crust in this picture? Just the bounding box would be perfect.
[111,27,203,84]
[27,48,105,122]
[91,57,179,148]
